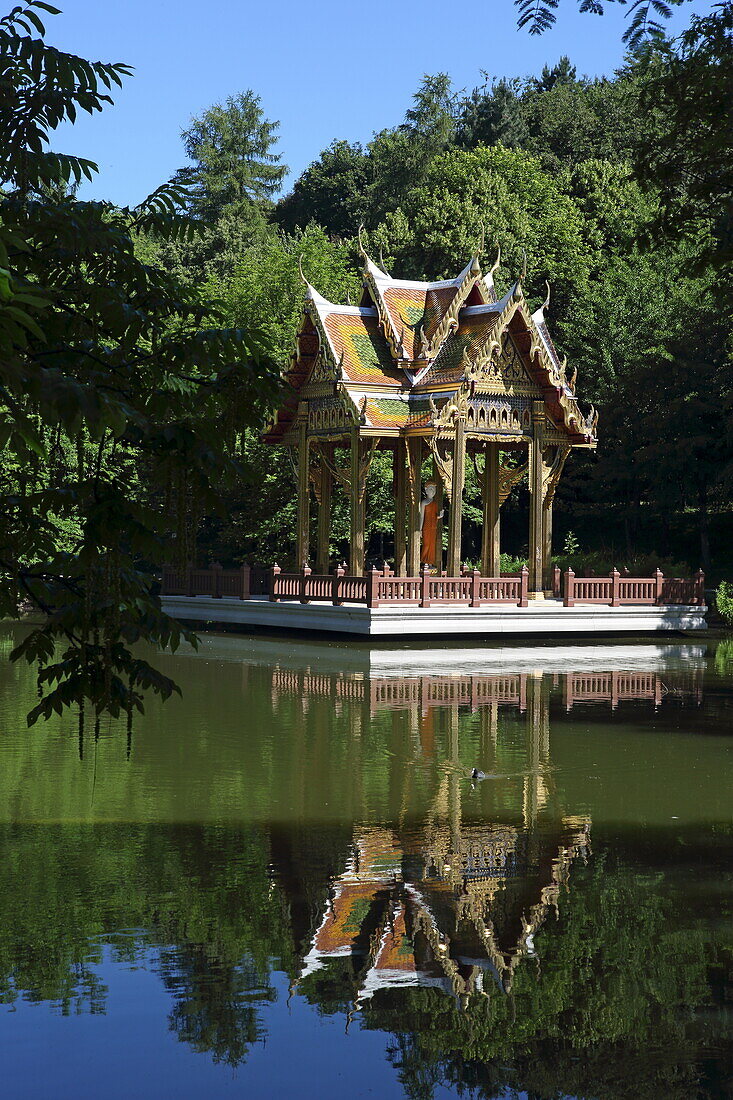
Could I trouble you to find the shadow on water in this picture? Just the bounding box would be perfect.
[0,625,731,1098]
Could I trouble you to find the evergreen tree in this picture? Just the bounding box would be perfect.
[176,90,287,223]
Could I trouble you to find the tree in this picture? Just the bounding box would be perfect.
[203,225,361,566]
[176,90,287,224]
[455,76,529,149]
[401,72,457,149]
[276,74,459,237]
[0,2,281,725]
[514,0,692,47]
[636,3,733,285]
[275,140,372,237]
[370,144,592,305]
[528,54,578,91]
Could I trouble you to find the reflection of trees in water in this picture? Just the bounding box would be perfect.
[0,824,293,1066]
[157,944,273,1066]
[0,656,728,1092]
[0,821,729,1093]
[360,851,730,1100]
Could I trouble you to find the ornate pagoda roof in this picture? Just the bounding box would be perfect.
[297,818,591,1005]
[263,243,598,447]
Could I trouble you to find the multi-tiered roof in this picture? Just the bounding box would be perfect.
[264,244,598,449]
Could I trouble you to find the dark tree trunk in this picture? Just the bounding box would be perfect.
[699,497,711,572]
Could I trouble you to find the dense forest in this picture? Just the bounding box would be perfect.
[147,7,733,584]
[1,0,732,718]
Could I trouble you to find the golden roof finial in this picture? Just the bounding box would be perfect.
[542,280,551,313]
[490,244,501,276]
[298,253,307,286]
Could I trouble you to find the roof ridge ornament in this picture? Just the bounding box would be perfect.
[542,280,551,313]
[490,245,501,276]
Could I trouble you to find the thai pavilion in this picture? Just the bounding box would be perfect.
[263,239,598,599]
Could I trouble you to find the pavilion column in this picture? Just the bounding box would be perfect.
[433,455,444,572]
[528,401,545,598]
[447,417,466,576]
[542,499,553,595]
[350,428,365,576]
[481,441,500,577]
[316,446,332,575]
[542,444,569,595]
[394,442,407,576]
[296,420,310,569]
[407,438,422,576]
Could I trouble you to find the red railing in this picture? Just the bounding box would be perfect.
[160,563,705,609]
[161,564,251,599]
[272,668,678,714]
[563,568,705,607]
[365,565,529,608]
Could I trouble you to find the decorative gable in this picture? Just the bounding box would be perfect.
[264,244,598,448]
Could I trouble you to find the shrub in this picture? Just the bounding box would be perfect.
[715,581,733,627]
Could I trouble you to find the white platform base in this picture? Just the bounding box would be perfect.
[160,595,706,637]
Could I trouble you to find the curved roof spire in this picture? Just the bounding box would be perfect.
[358,223,391,281]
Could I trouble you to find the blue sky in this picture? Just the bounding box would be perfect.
[49,0,703,207]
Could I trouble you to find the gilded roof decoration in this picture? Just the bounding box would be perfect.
[322,310,404,386]
[263,245,598,448]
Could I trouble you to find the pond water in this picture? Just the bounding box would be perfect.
[0,625,731,1100]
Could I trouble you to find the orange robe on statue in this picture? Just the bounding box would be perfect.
[420,498,439,566]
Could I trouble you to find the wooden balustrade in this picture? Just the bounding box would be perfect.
[564,567,704,607]
[160,563,250,599]
[161,563,704,609]
[273,668,687,715]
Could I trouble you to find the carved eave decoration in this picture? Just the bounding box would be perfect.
[455,281,598,448]
[263,241,599,452]
[429,383,470,436]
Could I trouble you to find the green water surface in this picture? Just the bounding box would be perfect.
[0,626,731,1100]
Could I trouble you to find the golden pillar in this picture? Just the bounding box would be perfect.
[542,495,553,595]
[296,420,310,568]
[394,442,407,576]
[481,442,500,577]
[350,428,365,576]
[542,445,569,595]
[434,455,444,572]
[407,437,422,576]
[528,401,545,598]
[447,417,466,576]
[316,446,332,575]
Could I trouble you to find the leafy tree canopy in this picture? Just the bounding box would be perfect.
[0,2,281,724]
[175,90,287,223]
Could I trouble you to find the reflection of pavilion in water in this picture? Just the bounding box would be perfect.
[275,661,703,1006]
[299,816,591,1006]
[290,671,595,1006]
[273,666,702,718]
